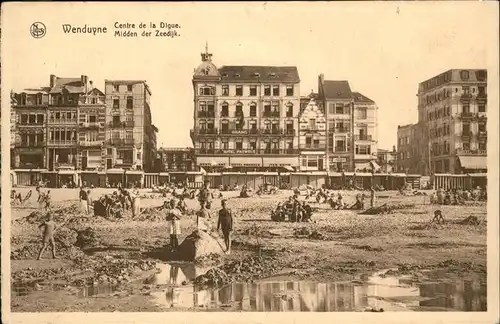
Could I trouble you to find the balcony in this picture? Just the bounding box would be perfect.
[459,112,475,119]
[456,148,487,156]
[478,131,487,137]
[303,144,326,151]
[79,121,104,129]
[355,134,372,141]
[262,111,280,118]
[55,162,76,170]
[329,128,350,134]
[197,111,215,118]
[460,93,472,101]
[108,138,135,146]
[79,140,103,147]
[461,132,472,141]
[15,141,45,148]
[17,121,45,127]
[48,140,78,146]
[108,121,135,128]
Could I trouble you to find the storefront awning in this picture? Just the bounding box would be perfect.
[370,161,381,171]
[343,172,355,176]
[468,173,487,178]
[126,170,143,175]
[159,172,169,176]
[355,172,372,177]
[458,156,487,170]
[284,166,294,171]
[328,172,343,177]
[391,173,407,177]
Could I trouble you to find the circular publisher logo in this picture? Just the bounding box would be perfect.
[30,22,46,39]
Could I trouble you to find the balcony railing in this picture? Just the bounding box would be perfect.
[456,148,487,156]
[461,132,472,140]
[459,112,475,119]
[303,144,326,150]
[195,148,299,155]
[460,94,473,101]
[17,121,45,126]
[79,140,103,147]
[197,111,215,118]
[107,138,135,146]
[329,128,350,133]
[79,122,104,128]
[355,134,372,141]
[48,140,78,146]
[108,121,135,128]
[15,141,45,148]
[262,111,280,118]
[478,131,487,137]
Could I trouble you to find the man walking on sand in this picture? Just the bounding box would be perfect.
[37,213,57,260]
[217,199,233,254]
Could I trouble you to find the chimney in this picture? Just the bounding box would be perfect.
[89,80,93,91]
[50,74,57,87]
[392,145,396,152]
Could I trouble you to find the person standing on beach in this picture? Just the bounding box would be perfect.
[79,187,89,214]
[217,199,233,254]
[166,199,182,251]
[370,187,376,208]
[37,213,57,260]
[198,180,213,208]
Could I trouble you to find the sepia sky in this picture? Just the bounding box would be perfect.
[2,2,498,149]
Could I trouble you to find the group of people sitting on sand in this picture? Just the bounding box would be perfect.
[430,186,487,205]
[271,195,313,222]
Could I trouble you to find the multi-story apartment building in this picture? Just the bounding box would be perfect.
[318,75,354,173]
[352,92,378,171]
[157,147,196,172]
[190,46,301,171]
[104,80,156,171]
[417,69,487,174]
[396,124,414,173]
[77,84,106,170]
[298,98,326,171]
[11,87,50,169]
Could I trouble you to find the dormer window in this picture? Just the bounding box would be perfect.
[269,72,276,78]
[235,73,240,78]
[222,73,228,77]
[253,72,260,78]
[460,70,470,80]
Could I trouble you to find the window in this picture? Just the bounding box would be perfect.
[113,115,121,124]
[305,136,312,147]
[286,103,293,117]
[462,86,470,95]
[479,142,486,151]
[222,141,229,150]
[127,85,133,92]
[114,84,120,92]
[222,85,229,96]
[235,103,243,118]
[355,145,371,155]
[462,123,470,135]
[250,141,257,151]
[221,103,228,117]
[286,85,294,96]
[462,142,470,150]
[89,115,97,123]
[309,119,316,130]
[37,114,44,124]
[478,104,486,112]
[272,85,279,96]
[125,96,133,109]
[406,137,409,145]
[20,114,28,124]
[236,141,243,150]
[462,103,470,113]
[358,107,367,119]
[249,86,257,96]
[113,99,119,109]
[313,139,320,148]
[478,123,486,132]
[328,103,335,114]
[29,114,36,124]
[250,103,257,117]
[235,86,243,96]
[336,140,346,152]
[460,70,470,80]
[92,98,98,104]
[335,103,344,114]
[264,85,271,96]
[307,157,318,168]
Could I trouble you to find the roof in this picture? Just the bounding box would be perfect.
[50,77,84,94]
[218,66,300,83]
[352,91,375,103]
[457,156,487,170]
[16,87,51,95]
[87,88,104,96]
[322,80,352,99]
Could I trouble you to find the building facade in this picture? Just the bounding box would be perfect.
[156,147,196,172]
[318,76,354,173]
[377,147,398,173]
[77,86,106,170]
[352,92,378,171]
[190,46,301,171]
[298,98,326,171]
[396,123,430,175]
[104,80,156,171]
[417,69,487,174]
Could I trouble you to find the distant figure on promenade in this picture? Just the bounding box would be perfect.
[37,213,57,260]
